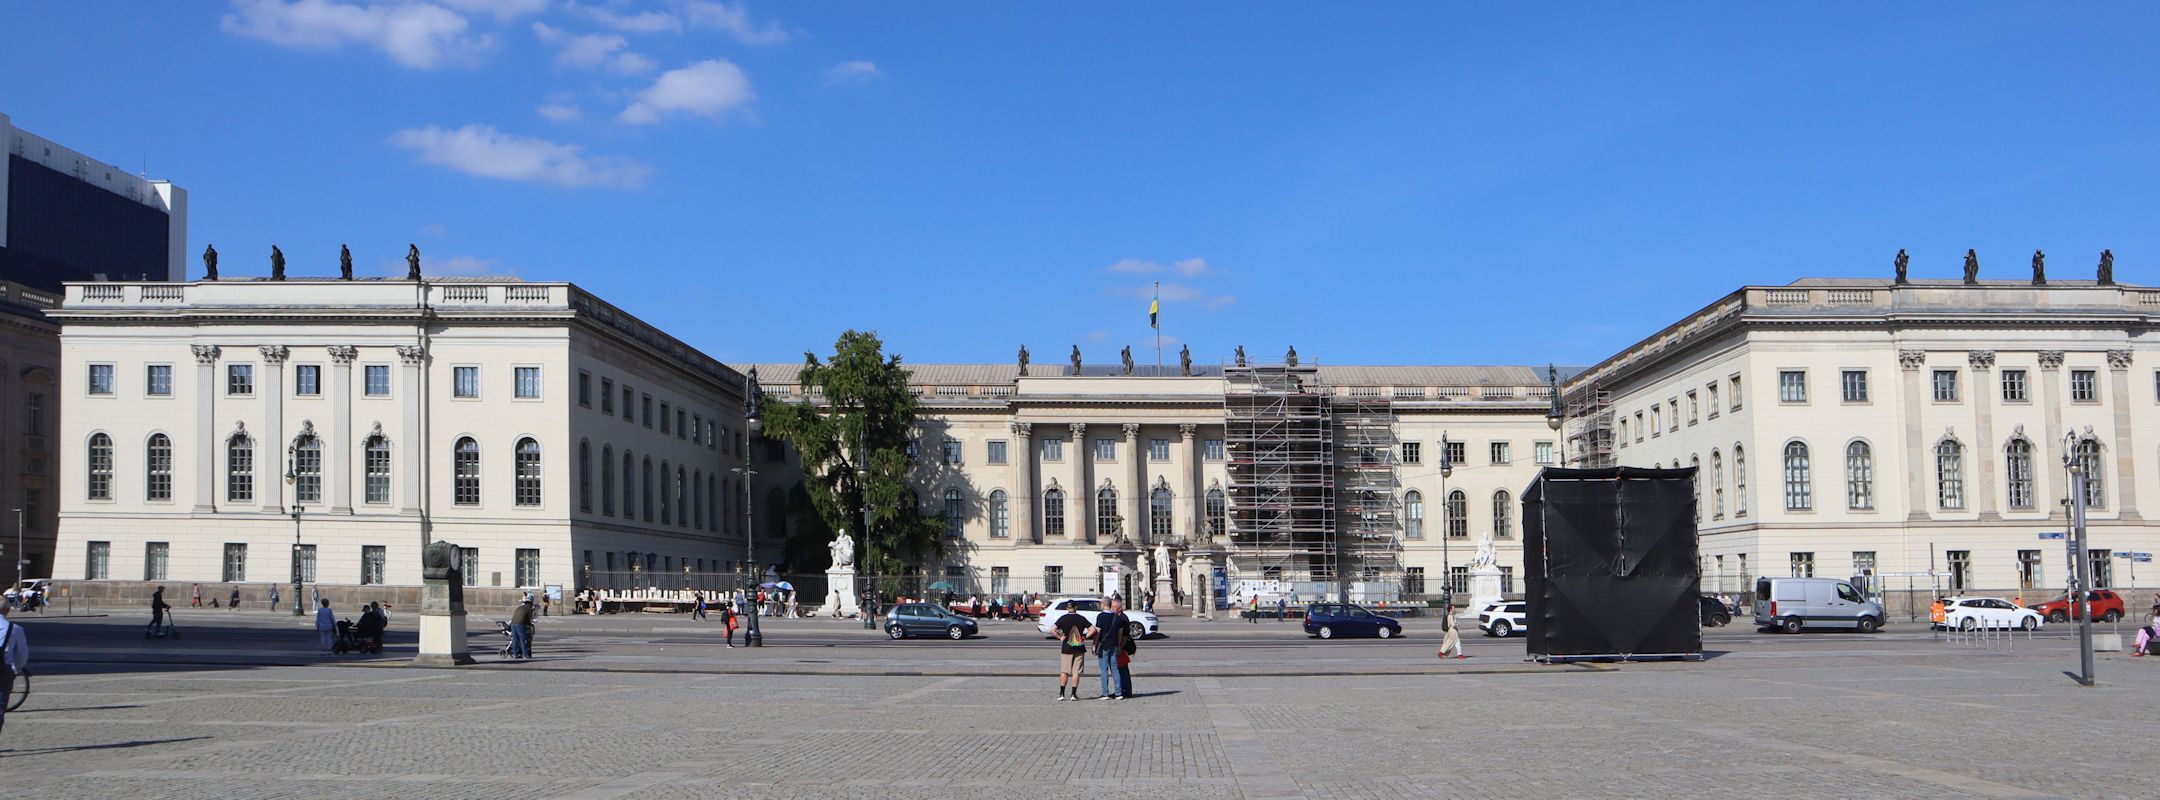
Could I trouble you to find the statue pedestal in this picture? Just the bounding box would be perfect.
[415,613,473,667]
[826,567,861,617]
[1184,543,1223,619]
[1096,541,1140,601]
[414,540,475,667]
[1467,564,1504,619]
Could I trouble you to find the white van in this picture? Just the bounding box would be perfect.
[1754,577,1885,634]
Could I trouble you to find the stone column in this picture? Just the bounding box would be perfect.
[398,345,426,515]
[1178,424,1201,541]
[1968,351,1998,520]
[328,345,358,514]
[1010,422,1036,544]
[1069,423,1091,545]
[2106,349,2140,519]
[259,345,289,513]
[191,345,220,512]
[1124,423,1144,544]
[2038,351,2065,521]
[1898,349,1927,521]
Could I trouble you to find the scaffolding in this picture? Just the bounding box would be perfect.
[1223,362,1335,590]
[1563,381,1616,468]
[1334,393,1401,593]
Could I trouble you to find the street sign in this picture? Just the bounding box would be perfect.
[2137,556,2154,563]
[2036,532,2066,540]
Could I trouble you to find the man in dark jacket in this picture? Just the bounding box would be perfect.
[509,597,536,659]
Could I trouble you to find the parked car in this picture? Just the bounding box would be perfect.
[1754,576,1885,634]
[1303,603,1403,639]
[1479,601,1528,637]
[884,603,980,640]
[1939,597,2044,631]
[1033,597,1161,640]
[2026,590,2124,624]
[1698,595,1732,627]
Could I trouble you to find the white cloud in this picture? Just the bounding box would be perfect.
[609,51,657,74]
[1104,257,1215,277]
[1111,281,1235,310]
[536,101,581,121]
[620,60,755,124]
[824,60,882,86]
[680,1,788,44]
[583,5,682,33]
[418,223,448,238]
[533,22,654,73]
[222,0,491,70]
[437,0,545,20]
[389,124,651,188]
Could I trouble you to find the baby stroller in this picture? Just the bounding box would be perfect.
[495,621,520,659]
[331,618,382,654]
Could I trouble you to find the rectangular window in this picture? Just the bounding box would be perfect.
[146,364,172,396]
[1489,441,1511,464]
[453,366,479,398]
[512,366,541,399]
[1401,441,1421,465]
[601,378,614,412]
[1633,412,1644,442]
[1730,375,1743,410]
[991,566,1010,595]
[1841,370,1868,402]
[1094,438,1116,461]
[623,387,635,420]
[459,547,479,587]
[677,409,686,438]
[1534,441,1555,465]
[942,439,962,465]
[578,371,592,406]
[1203,439,1224,461]
[86,541,111,580]
[1931,369,1959,402]
[2070,369,2098,402]
[517,549,540,587]
[986,440,1008,465]
[223,543,248,582]
[1148,438,1170,461]
[1044,438,1065,462]
[691,415,703,444]
[1403,567,1426,597]
[2001,369,2027,402]
[1789,551,1814,578]
[228,364,254,396]
[1707,383,1720,418]
[88,363,115,395]
[1449,566,1469,595]
[2017,550,2042,591]
[1778,370,1806,403]
[1500,567,1514,595]
[1043,565,1063,595]
[660,403,672,433]
[365,365,390,396]
[294,364,321,396]
[642,395,653,427]
[361,545,386,585]
[2088,549,2113,589]
[1668,400,1679,432]
[1946,550,1971,592]
[144,542,169,581]
[1687,391,1699,424]
[365,440,392,504]
[1851,551,1876,583]
[707,422,716,449]
[292,543,316,584]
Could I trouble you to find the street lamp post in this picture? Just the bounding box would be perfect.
[2064,431,2099,687]
[12,507,23,589]
[856,431,877,629]
[1438,434,1453,612]
[737,366,765,647]
[285,449,305,616]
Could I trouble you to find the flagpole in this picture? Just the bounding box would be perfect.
[1153,280,1162,371]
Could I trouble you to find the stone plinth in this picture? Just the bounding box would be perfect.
[826,567,860,617]
[1467,564,1504,618]
[414,540,475,667]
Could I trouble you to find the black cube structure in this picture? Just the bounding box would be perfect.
[1522,467,1702,662]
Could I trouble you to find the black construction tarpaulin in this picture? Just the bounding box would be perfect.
[1523,467,1702,660]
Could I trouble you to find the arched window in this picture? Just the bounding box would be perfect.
[692,469,703,529]
[601,445,615,515]
[1151,486,1174,542]
[990,489,1010,538]
[707,473,717,532]
[1733,444,1748,517]
[454,437,481,505]
[1782,441,1811,511]
[227,433,255,503]
[721,477,732,534]
[578,440,592,512]
[2004,438,2034,509]
[365,435,391,504]
[641,457,653,522]
[2073,439,2106,508]
[1445,490,1468,538]
[1096,485,1119,539]
[1043,487,1066,537]
[1206,487,1226,537]
[943,488,965,537]
[1404,490,1424,540]
[1845,441,1874,510]
[1710,449,1725,519]
[86,432,113,500]
[1689,455,1701,521]
[1492,490,1513,538]
[624,451,638,518]
[291,433,322,505]
[658,460,672,524]
[515,438,542,506]
[675,467,687,527]
[1935,438,1964,510]
[146,433,173,501]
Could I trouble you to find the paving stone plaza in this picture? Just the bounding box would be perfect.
[1,612,2154,799]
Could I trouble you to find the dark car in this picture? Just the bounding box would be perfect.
[1302,603,1402,640]
[2027,590,2125,623]
[884,603,980,640]
[1699,595,1732,627]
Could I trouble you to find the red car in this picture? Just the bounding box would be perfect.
[2026,590,2124,623]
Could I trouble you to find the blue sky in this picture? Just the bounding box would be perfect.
[5,2,2156,368]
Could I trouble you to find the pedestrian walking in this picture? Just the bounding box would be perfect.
[1,600,30,735]
[1438,606,1467,659]
[269,585,280,610]
[1929,596,1947,629]
[228,587,241,611]
[831,589,844,618]
[147,586,171,637]
[723,601,739,647]
[509,596,536,659]
[190,583,202,608]
[315,599,335,652]
[311,585,321,609]
[1276,596,1287,621]
[1093,597,1128,699]
[692,592,707,621]
[1052,600,1091,701]
[1248,595,1260,623]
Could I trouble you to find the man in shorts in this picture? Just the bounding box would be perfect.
[1053,602,1092,701]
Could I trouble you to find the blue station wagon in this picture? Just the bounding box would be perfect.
[1302,603,1403,640]
[885,603,980,640]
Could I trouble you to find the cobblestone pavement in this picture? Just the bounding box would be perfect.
[4,630,2156,799]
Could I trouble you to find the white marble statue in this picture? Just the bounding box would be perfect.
[829,531,856,569]
[1469,533,1498,570]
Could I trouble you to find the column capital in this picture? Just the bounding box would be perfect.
[1009,421,1033,439]
[328,345,359,364]
[1967,350,1995,370]
[1121,422,1141,439]
[1897,349,1926,371]
[2106,349,2134,370]
[2037,351,2065,370]
[1068,422,1088,438]
[396,345,426,365]
[258,345,290,364]
[191,344,221,364]
[1178,423,1197,440]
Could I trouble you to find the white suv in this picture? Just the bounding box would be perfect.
[1035,597,1160,640]
[1478,601,1529,637]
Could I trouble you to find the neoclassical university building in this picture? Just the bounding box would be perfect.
[46,259,2160,609]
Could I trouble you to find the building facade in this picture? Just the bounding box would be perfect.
[48,278,781,604]
[1565,276,2160,603]
[2,111,188,290]
[1,280,61,582]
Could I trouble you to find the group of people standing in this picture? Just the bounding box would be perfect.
[1051,597,1139,701]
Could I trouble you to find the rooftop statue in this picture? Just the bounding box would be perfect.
[1070,345,1082,372]
[1893,248,1908,284]
[340,244,354,280]
[2099,249,2115,285]
[1962,249,1979,284]
[1017,345,1029,376]
[2031,249,2046,285]
[1285,345,1299,367]
[270,245,287,281]
[1180,344,1192,376]
[1121,346,1134,375]
[202,244,219,280]
[1235,345,1246,367]
[407,244,422,280]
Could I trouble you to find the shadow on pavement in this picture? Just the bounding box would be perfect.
[0,736,212,758]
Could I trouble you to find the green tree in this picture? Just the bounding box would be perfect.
[759,330,941,582]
